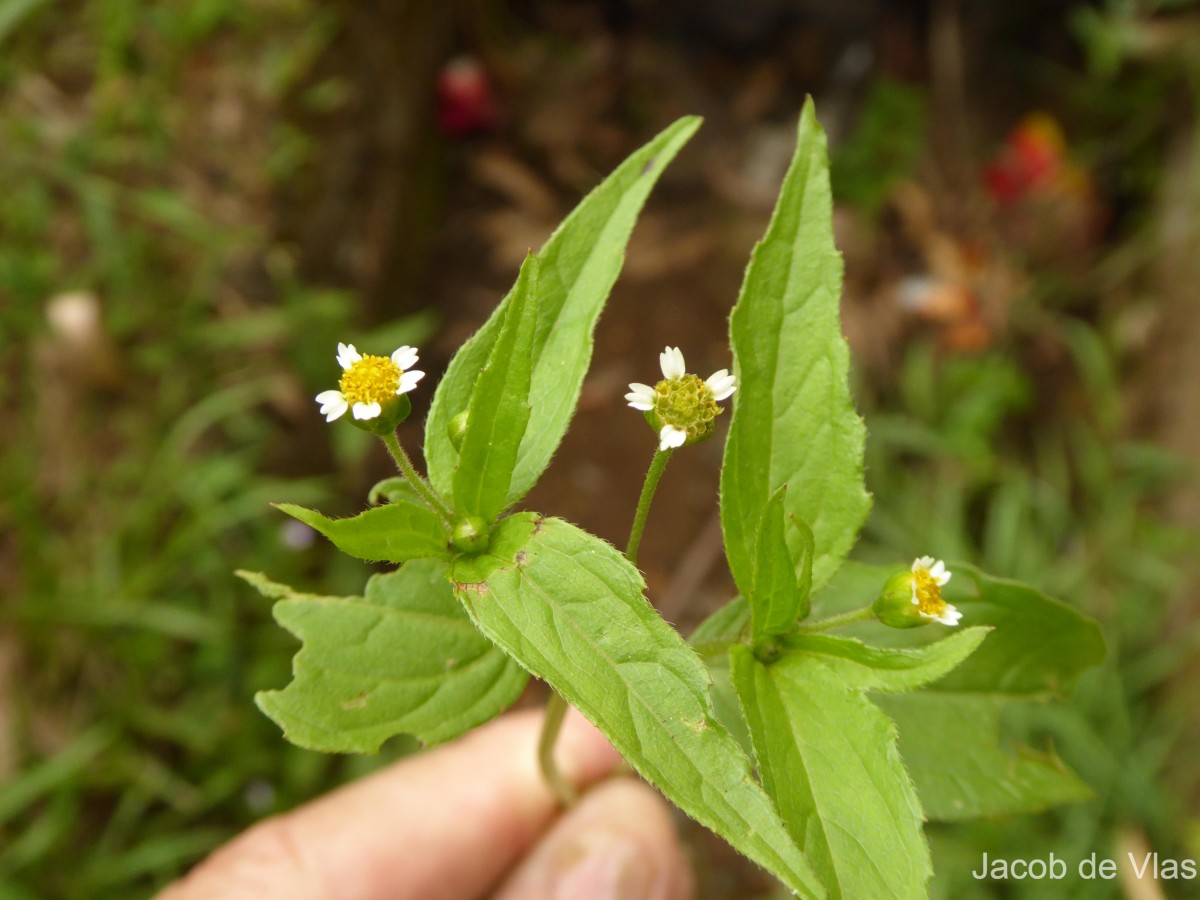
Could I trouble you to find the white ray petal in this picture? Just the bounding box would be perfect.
[337,342,361,369]
[352,401,382,420]
[391,346,420,370]
[659,424,687,450]
[659,346,686,380]
[625,383,656,411]
[705,369,737,401]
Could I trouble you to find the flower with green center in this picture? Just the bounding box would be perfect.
[315,343,425,424]
[625,346,737,451]
[873,556,961,628]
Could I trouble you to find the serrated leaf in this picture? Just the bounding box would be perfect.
[731,645,930,899]
[876,692,1093,821]
[452,254,538,521]
[749,486,808,644]
[247,563,527,752]
[780,628,990,693]
[426,117,702,508]
[721,98,870,596]
[276,499,449,563]
[813,562,1106,697]
[450,514,825,899]
[812,560,1104,820]
[932,564,1106,696]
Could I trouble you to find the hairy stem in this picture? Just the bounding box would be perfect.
[380,431,454,523]
[799,605,875,632]
[625,448,673,566]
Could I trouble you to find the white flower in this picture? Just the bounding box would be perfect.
[625,382,656,412]
[910,556,960,625]
[660,345,686,380]
[705,369,736,401]
[659,424,688,449]
[624,346,737,451]
[315,342,425,422]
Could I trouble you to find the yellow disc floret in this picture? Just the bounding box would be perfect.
[912,567,946,618]
[653,373,723,443]
[339,355,402,407]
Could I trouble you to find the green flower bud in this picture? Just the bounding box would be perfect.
[872,570,929,629]
[872,557,961,629]
[451,516,490,554]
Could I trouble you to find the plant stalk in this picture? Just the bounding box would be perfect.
[625,448,673,566]
[381,431,454,523]
[537,691,577,806]
[799,605,875,632]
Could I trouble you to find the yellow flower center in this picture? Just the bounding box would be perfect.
[653,374,722,442]
[912,568,946,617]
[339,355,401,406]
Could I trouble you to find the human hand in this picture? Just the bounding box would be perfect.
[158,708,693,900]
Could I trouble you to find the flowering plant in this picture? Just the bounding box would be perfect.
[244,101,1104,897]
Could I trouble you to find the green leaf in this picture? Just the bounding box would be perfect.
[367,476,421,506]
[780,628,990,693]
[731,645,930,899]
[812,561,1104,820]
[426,117,702,507]
[749,487,808,644]
[452,254,539,521]
[721,98,871,595]
[876,692,1093,821]
[689,595,749,654]
[450,514,825,899]
[276,499,449,563]
[932,564,1107,696]
[247,563,528,753]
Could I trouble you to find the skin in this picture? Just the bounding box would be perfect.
[158,708,693,900]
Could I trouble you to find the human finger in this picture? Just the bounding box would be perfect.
[494,777,693,900]
[158,707,622,900]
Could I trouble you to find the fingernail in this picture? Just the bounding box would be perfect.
[550,831,655,900]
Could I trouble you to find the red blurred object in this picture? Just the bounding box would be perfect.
[985,113,1071,206]
[437,55,500,136]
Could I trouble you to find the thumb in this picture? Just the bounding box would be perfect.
[494,778,693,900]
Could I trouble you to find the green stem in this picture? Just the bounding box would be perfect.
[537,450,675,806]
[381,431,453,523]
[799,605,875,632]
[625,448,672,566]
[537,691,576,806]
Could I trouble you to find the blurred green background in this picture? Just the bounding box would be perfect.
[1,1,1197,897]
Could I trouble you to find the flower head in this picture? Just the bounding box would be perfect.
[315,342,425,426]
[873,557,960,628]
[625,346,736,451]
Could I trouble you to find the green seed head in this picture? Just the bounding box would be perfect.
[650,373,723,446]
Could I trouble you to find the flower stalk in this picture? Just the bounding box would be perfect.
[626,448,673,566]
[380,431,454,524]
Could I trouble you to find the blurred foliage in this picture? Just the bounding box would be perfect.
[848,3,1200,892]
[831,78,927,216]
[0,0,1196,896]
[0,2,433,896]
